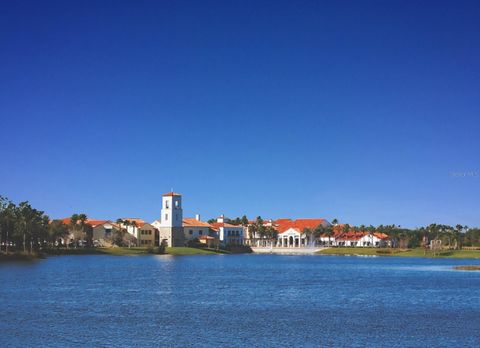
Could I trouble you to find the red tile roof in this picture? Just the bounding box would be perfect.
[121,218,146,227]
[336,232,365,241]
[210,222,242,230]
[374,232,389,240]
[277,219,327,233]
[163,192,181,196]
[183,218,212,228]
[58,218,108,227]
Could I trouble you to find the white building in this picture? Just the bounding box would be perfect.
[118,218,145,245]
[211,215,244,246]
[183,214,214,241]
[276,219,331,247]
[154,192,185,247]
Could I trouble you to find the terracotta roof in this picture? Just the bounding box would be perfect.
[183,218,212,228]
[336,232,365,241]
[277,219,327,233]
[374,232,389,240]
[210,222,242,230]
[274,218,292,225]
[163,192,181,196]
[59,218,108,227]
[120,218,145,227]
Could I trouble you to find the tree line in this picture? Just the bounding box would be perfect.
[0,196,98,254]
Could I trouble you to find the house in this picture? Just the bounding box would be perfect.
[319,224,347,246]
[137,223,158,246]
[183,215,215,241]
[59,218,109,246]
[319,224,390,247]
[198,235,218,248]
[275,219,331,247]
[118,218,145,242]
[92,221,120,246]
[357,232,389,247]
[245,219,276,247]
[211,215,244,246]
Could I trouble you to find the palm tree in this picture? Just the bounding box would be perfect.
[78,214,88,247]
[258,225,267,246]
[70,214,79,247]
[323,225,333,246]
[248,223,258,246]
[129,221,137,247]
[265,226,278,247]
[302,228,313,247]
[314,224,325,247]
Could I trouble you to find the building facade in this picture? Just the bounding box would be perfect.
[275,219,331,247]
[183,215,215,242]
[138,223,158,246]
[211,215,244,246]
[155,192,185,247]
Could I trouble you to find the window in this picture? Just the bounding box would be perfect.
[165,200,169,209]
[175,200,179,208]
[199,230,203,235]
[175,214,178,221]
[165,214,168,221]
[189,230,193,235]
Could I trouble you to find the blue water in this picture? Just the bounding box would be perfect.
[1,254,480,347]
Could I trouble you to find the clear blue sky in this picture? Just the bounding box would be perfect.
[1,0,479,228]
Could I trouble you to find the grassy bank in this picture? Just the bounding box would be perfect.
[454,265,480,270]
[46,246,228,257]
[166,247,229,255]
[317,247,480,258]
[0,251,42,262]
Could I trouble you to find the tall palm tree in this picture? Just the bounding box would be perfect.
[314,224,325,247]
[248,223,258,246]
[129,221,137,247]
[323,225,333,246]
[70,214,79,247]
[78,214,88,247]
[302,228,313,247]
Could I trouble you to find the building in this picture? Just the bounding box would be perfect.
[59,218,109,246]
[211,215,244,246]
[118,218,145,243]
[275,219,331,248]
[154,192,185,247]
[319,224,390,247]
[183,214,215,241]
[137,223,158,246]
[198,235,218,248]
[245,219,276,247]
[92,221,120,246]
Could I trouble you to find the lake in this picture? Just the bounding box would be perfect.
[1,254,480,347]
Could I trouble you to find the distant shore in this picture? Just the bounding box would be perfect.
[0,247,231,262]
[2,246,480,262]
[316,247,480,258]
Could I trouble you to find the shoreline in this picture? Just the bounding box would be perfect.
[2,247,480,262]
[316,247,480,259]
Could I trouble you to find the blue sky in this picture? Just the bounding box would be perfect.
[1,0,479,227]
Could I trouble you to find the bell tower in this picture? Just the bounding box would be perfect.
[158,192,185,247]
[161,192,183,228]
